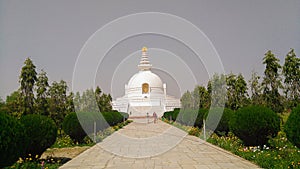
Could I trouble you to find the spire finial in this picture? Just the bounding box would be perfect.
[138,46,152,71]
[142,46,147,52]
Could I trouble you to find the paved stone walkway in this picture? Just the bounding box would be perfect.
[60,119,260,169]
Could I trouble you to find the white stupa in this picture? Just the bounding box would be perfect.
[112,47,181,117]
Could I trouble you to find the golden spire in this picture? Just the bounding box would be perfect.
[142,46,148,52]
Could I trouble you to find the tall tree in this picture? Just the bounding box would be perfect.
[79,88,98,112]
[262,50,283,113]
[95,86,102,111]
[192,85,210,109]
[282,49,300,108]
[48,80,68,128]
[35,70,49,115]
[19,58,37,115]
[210,74,227,107]
[235,74,249,107]
[249,71,263,105]
[180,91,194,109]
[226,73,248,110]
[73,91,81,111]
[66,92,75,113]
[99,93,112,112]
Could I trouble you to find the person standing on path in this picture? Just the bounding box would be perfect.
[153,112,157,123]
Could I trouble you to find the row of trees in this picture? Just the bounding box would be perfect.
[181,49,300,113]
[73,86,112,113]
[0,58,112,130]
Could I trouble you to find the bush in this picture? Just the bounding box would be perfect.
[163,108,180,121]
[230,106,280,146]
[102,111,123,126]
[0,113,27,168]
[20,114,57,158]
[63,112,87,143]
[205,108,233,136]
[194,108,207,128]
[176,108,198,126]
[284,105,300,148]
[63,111,127,144]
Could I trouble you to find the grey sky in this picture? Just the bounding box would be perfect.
[0,0,299,99]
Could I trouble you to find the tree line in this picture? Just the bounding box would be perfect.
[181,49,300,113]
[0,58,112,130]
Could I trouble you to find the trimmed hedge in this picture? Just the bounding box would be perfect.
[176,108,198,126]
[0,113,27,168]
[205,108,233,136]
[20,114,57,158]
[163,108,180,121]
[63,112,87,143]
[285,105,300,148]
[230,106,280,146]
[63,111,128,143]
[194,108,207,128]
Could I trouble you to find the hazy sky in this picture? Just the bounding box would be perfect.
[1,0,299,100]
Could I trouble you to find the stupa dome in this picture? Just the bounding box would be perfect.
[127,70,163,89]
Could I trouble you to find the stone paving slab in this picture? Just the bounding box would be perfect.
[60,120,260,169]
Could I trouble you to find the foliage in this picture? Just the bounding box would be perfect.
[35,70,49,116]
[6,156,65,169]
[66,92,75,113]
[180,91,193,109]
[51,134,75,148]
[207,131,300,169]
[0,113,28,168]
[285,105,300,148]
[62,112,87,143]
[181,85,210,110]
[19,58,37,115]
[188,127,201,137]
[194,108,207,128]
[48,80,68,128]
[193,85,210,109]
[262,50,284,113]
[102,111,127,126]
[63,111,127,144]
[176,108,198,126]
[230,106,280,146]
[5,90,23,118]
[20,114,57,158]
[282,49,300,109]
[73,87,112,113]
[205,108,233,136]
[163,108,180,121]
[209,74,227,107]
[226,73,248,110]
[249,71,263,105]
[95,86,112,112]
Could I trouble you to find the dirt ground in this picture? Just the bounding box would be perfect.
[40,146,90,159]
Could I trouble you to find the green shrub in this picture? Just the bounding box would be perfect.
[20,114,57,158]
[205,108,233,136]
[194,108,207,128]
[230,106,280,146]
[63,112,87,143]
[284,105,300,148]
[176,108,198,126]
[0,113,27,168]
[102,111,122,126]
[163,108,180,121]
[63,111,126,144]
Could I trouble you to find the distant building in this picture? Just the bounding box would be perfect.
[112,47,181,117]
